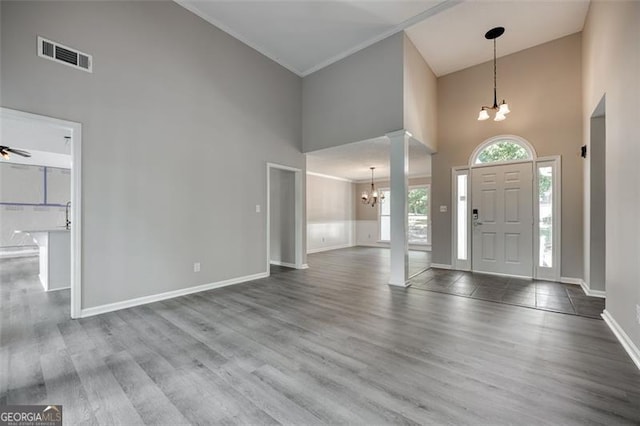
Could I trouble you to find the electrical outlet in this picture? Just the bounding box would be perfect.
[636,304,640,325]
[255,204,261,213]
[193,262,201,273]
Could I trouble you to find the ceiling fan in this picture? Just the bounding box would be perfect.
[0,145,31,159]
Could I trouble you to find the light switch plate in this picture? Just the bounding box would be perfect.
[440,205,448,213]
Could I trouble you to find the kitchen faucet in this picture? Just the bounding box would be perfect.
[65,201,71,230]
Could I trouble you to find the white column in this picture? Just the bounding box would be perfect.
[387,130,410,287]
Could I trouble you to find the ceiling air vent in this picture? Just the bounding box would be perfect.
[37,36,92,73]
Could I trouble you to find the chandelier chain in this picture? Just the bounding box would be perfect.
[493,38,497,108]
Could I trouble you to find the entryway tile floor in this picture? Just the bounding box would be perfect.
[409,269,605,319]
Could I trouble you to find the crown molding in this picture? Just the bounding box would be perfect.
[306,171,354,183]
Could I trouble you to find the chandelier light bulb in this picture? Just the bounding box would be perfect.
[499,101,510,115]
[494,112,506,122]
[478,109,490,121]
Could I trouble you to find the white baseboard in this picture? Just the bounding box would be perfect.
[270,261,309,270]
[602,310,640,370]
[80,271,269,318]
[388,280,410,287]
[560,276,582,285]
[47,286,70,292]
[562,277,607,298]
[580,281,606,298]
[430,263,452,270]
[307,243,354,254]
[270,260,297,268]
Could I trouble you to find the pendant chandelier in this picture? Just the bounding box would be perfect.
[477,26,510,122]
[361,167,384,208]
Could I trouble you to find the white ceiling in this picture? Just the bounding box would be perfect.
[176,0,589,77]
[405,0,590,76]
[1,116,72,168]
[176,0,454,76]
[306,137,431,181]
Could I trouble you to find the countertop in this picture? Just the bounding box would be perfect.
[14,228,71,234]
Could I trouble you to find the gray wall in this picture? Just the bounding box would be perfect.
[269,168,296,264]
[306,173,355,253]
[1,1,303,308]
[582,1,640,350]
[433,33,584,278]
[302,33,404,153]
[589,115,606,292]
[403,35,437,151]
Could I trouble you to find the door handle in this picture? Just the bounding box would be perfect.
[473,221,483,227]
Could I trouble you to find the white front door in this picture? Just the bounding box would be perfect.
[471,162,533,277]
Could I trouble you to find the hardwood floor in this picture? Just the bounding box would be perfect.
[408,249,431,276]
[2,248,640,425]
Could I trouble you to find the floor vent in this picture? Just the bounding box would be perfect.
[37,36,92,73]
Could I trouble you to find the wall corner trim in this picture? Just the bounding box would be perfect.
[430,263,452,270]
[79,271,268,318]
[602,310,640,371]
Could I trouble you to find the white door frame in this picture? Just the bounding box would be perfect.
[534,156,562,281]
[266,162,306,273]
[451,137,561,281]
[1,107,83,318]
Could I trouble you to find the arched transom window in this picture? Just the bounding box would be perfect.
[470,135,535,166]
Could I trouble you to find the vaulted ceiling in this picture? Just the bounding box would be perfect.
[176,0,590,77]
[175,0,590,180]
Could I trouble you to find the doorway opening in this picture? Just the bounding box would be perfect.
[304,137,433,281]
[588,96,606,296]
[0,108,82,318]
[266,163,305,274]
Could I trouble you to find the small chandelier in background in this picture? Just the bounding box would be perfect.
[477,26,511,122]
[361,167,384,208]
